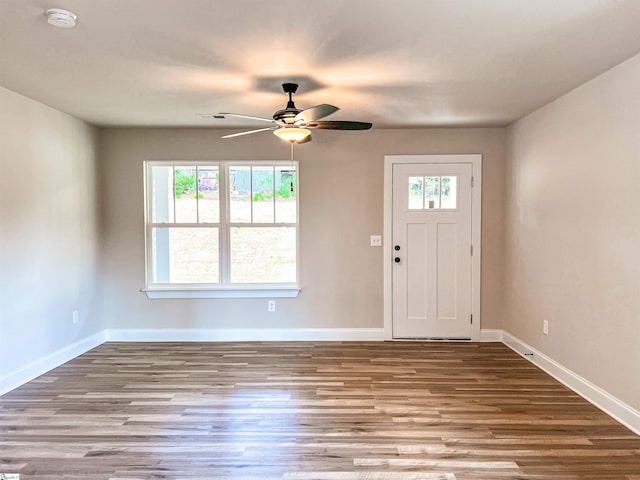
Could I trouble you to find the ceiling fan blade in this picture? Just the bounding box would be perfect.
[296,134,312,144]
[295,104,339,123]
[221,128,272,139]
[307,121,372,130]
[218,113,275,123]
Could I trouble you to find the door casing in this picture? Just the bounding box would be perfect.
[383,154,482,341]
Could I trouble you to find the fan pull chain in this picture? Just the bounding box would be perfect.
[290,142,295,193]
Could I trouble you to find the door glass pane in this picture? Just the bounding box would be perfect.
[275,166,297,223]
[197,166,219,223]
[229,166,251,223]
[152,227,219,283]
[150,165,174,223]
[441,176,457,209]
[230,227,296,283]
[174,166,198,223]
[425,176,440,209]
[252,166,274,223]
[408,176,424,209]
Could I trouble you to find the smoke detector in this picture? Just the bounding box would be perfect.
[46,8,77,28]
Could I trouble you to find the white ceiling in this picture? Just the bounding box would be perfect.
[1,0,640,128]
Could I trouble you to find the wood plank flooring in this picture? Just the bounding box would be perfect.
[1,342,639,479]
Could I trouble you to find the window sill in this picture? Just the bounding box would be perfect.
[142,288,301,299]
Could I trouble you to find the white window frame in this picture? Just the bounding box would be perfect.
[143,160,300,299]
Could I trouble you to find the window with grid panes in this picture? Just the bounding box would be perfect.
[144,161,298,295]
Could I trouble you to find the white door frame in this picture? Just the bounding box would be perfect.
[383,154,482,341]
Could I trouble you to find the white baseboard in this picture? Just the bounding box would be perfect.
[480,329,503,342]
[502,330,640,436]
[108,328,500,343]
[0,331,106,397]
[104,327,387,342]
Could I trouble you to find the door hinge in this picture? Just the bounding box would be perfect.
[470,314,473,324]
[470,245,473,256]
[471,176,475,188]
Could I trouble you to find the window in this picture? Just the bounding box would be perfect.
[408,175,457,210]
[144,161,299,298]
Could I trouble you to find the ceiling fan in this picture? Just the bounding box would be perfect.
[211,83,372,143]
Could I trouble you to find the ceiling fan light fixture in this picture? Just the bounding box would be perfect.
[273,127,311,142]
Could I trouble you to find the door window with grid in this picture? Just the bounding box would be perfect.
[145,161,298,294]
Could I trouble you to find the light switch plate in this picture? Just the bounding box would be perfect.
[370,235,382,247]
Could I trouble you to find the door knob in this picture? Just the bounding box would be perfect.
[394,257,401,263]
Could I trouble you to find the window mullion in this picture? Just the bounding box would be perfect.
[272,166,276,223]
[149,223,219,228]
[219,162,230,286]
[249,166,254,224]
[196,165,200,224]
[229,223,296,228]
[172,165,177,223]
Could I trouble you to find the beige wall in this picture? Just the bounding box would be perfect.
[504,53,640,410]
[99,127,505,331]
[0,86,101,378]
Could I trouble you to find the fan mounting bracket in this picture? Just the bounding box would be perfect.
[282,83,299,94]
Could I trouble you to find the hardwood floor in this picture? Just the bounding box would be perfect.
[1,342,639,479]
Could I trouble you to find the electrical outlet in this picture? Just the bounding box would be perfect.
[72,310,79,324]
[267,300,276,312]
[543,319,549,336]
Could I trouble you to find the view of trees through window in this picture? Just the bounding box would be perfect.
[408,175,457,209]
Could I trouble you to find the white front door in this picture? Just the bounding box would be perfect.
[392,162,473,339]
